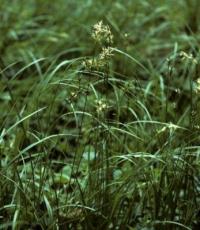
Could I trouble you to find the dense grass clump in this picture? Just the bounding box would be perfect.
[1,1,200,229]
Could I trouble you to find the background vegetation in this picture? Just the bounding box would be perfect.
[1,0,200,229]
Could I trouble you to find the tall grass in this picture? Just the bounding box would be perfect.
[1,0,200,229]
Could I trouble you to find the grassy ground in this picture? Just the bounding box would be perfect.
[1,0,200,229]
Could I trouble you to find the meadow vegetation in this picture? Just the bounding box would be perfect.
[1,0,200,229]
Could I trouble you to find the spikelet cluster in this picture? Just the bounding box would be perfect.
[92,20,113,45]
[95,99,108,113]
[196,78,200,92]
[179,51,197,64]
[82,21,114,70]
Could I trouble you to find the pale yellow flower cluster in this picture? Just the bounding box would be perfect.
[82,21,114,70]
[92,20,113,45]
[99,47,113,60]
[179,51,197,64]
[95,99,108,113]
[196,78,200,92]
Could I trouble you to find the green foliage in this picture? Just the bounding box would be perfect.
[1,0,200,229]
